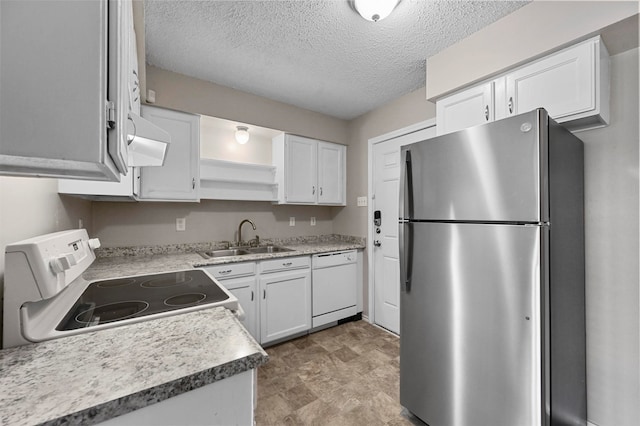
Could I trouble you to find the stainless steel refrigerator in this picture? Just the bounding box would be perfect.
[399,109,586,426]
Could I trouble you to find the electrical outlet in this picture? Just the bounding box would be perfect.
[176,217,186,231]
[289,217,295,226]
[310,217,316,226]
[78,219,84,229]
[357,196,368,207]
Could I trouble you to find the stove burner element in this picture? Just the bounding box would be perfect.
[164,293,207,306]
[75,301,149,325]
[56,270,231,332]
[140,274,194,289]
[96,278,136,289]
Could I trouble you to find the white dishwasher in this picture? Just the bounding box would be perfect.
[312,250,358,328]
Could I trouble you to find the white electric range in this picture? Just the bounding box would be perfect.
[2,229,239,348]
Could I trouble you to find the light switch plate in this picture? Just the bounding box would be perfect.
[357,196,367,207]
[176,217,186,231]
[310,217,316,226]
[289,217,295,226]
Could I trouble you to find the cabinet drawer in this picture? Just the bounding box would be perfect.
[260,256,310,274]
[203,262,256,279]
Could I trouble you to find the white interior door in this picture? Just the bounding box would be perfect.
[372,126,436,334]
[373,139,403,333]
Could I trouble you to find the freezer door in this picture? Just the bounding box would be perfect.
[400,222,545,426]
[402,109,548,222]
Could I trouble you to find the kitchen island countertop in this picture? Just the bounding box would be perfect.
[0,307,268,426]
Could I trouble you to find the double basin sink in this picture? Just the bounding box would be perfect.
[199,245,294,259]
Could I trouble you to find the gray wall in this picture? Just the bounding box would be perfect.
[578,48,639,426]
[92,200,335,247]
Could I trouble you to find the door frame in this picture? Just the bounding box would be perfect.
[367,118,436,324]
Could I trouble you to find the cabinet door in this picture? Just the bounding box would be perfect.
[317,142,346,205]
[138,106,200,201]
[436,82,493,135]
[0,0,125,180]
[222,277,258,341]
[506,39,596,121]
[259,270,311,345]
[285,136,317,203]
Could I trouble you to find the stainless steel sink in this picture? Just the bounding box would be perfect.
[245,246,295,254]
[198,246,294,259]
[199,249,250,259]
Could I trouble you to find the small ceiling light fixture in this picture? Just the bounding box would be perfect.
[349,0,401,22]
[235,126,250,144]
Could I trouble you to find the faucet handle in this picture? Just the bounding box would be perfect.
[220,241,231,249]
[250,235,260,247]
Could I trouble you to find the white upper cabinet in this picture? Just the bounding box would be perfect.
[284,135,318,204]
[59,106,200,201]
[436,36,610,134]
[58,167,139,201]
[0,0,130,180]
[138,106,200,201]
[317,142,346,204]
[273,134,346,206]
[506,37,609,130]
[436,82,494,135]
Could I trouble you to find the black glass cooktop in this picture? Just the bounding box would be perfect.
[57,270,229,331]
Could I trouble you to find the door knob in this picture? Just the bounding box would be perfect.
[374,240,382,247]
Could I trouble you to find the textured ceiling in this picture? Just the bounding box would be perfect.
[145,0,529,120]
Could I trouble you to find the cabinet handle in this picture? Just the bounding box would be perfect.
[282,262,293,267]
[251,290,254,301]
[263,289,266,299]
[219,269,232,275]
[508,97,513,114]
[484,105,490,121]
[320,187,323,196]
[312,186,315,195]
[192,178,195,189]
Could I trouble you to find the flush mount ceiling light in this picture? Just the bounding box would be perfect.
[235,126,250,144]
[349,0,401,22]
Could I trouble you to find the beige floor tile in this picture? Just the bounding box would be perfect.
[255,393,296,425]
[280,382,319,411]
[294,398,341,426]
[256,320,412,426]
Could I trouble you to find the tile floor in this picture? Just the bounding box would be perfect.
[255,320,425,425]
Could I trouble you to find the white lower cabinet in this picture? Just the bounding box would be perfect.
[204,257,312,345]
[220,276,258,340]
[98,369,255,426]
[258,257,311,345]
[204,252,363,346]
[203,263,258,341]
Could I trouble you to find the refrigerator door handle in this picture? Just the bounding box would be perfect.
[399,149,414,219]
[400,149,414,292]
[400,221,413,293]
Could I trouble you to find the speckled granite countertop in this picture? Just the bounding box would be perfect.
[0,307,268,426]
[85,235,365,280]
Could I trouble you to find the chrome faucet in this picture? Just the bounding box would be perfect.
[237,219,256,246]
